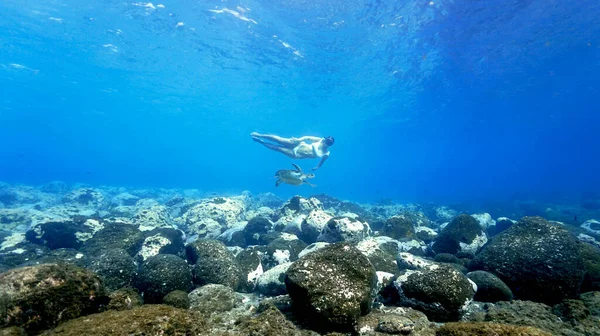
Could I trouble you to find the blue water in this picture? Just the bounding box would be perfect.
[0,0,598,205]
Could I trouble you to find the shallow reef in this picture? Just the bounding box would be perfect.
[0,182,600,335]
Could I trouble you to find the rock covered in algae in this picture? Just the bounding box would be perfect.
[436,322,552,336]
[45,305,206,336]
[285,242,377,332]
[0,263,107,333]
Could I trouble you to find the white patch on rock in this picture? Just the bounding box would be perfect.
[0,232,25,251]
[578,233,600,248]
[376,271,394,291]
[75,253,84,259]
[279,233,299,241]
[298,242,329,259]
[273,249,291,264]
[581,220,600,235]
[11,248,26,254]
[247,261,263,283]
[398,239,427,253]
[472,213,496,229]
[459,232,488,254]
[137,234,171,261]
[397,252,435,270]
[356,238,380,256]
[415,226,438,236]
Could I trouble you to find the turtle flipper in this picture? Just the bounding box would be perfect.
[291,163,303,173]
[304,181,317,188]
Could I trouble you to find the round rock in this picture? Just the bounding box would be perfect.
[285,242,377,332]
[469,216,586,304]
[466,270,513,302]
[133,254,192,303]
[186,239,240,289]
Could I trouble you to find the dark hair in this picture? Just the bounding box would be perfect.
[324,136,335,146]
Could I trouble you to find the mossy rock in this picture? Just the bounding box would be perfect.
[186,240,240,290]
[163,290,190,309]
[45,305,206,336]
[81,222,144,256]
[234,304,319,336]
[86,248,137,291]
[436,322,552,335]
[380,215,416,240]
[469,216,586,304]
[106,287,143,311]
[132,254,192,303]
[0,263,107,333]
[580,243,600,292]
[285,242,377,333]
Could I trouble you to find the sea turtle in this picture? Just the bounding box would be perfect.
[275,164,316,187]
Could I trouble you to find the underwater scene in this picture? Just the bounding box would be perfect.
[1,0,600,335]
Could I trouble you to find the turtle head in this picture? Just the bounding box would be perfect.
[306,173,316,179]
[323,136,335,147]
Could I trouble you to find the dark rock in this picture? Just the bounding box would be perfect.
[135,227,185,262]
[580,243,600,292]
[469,216,587,304]
[436,322,552,336]
[263,236,307,269]
[494,217,515,235]
[466,270,513,302]
[133,254,192,303]
[285,242,377,332]
[243,216,274,246]
[552,299,590,323]
[432,214,485,255]
[0,242,48,268]
[87,249,137,291]
[163,290,190,309]
[186,240,240,289]
[0,263,107,333]
[380,215,416,240]
[188,284,237,316]
[45,305,206,335]
[235,247,263,292]
[18,248,87,268]
[395,264,475,321]
[434,253,462,265]
[106,287,143,311]
[26,217,105,250]
[81,222,144,256]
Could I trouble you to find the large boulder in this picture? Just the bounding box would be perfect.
[469,216,587,304]
[0,263,107,333]
[285,242,377,332]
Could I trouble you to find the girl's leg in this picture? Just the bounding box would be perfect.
[253,140,297,158]
[251,132,297,147]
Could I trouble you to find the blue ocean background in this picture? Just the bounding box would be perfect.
[0,0,598,206]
